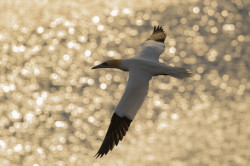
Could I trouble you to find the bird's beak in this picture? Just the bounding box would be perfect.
[92,63,107,69]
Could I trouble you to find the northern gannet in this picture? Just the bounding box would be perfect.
[92,26,191,158]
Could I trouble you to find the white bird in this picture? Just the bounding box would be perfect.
[92,26,191,158]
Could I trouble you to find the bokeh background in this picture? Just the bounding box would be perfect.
[0,0,249,165]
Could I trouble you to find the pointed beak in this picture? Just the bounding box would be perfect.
[92,63,107,69]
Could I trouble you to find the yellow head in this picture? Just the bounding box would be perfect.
[92,59,121,69]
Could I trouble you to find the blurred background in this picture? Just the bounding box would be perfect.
[0,0,249,165]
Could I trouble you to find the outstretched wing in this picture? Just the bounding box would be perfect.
[136,26,166,61]
[146,26,167,43]
[95,70,152,158]
[95,112,132,158]
[115,70,152,119]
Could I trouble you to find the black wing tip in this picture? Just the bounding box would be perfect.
[153,25,163,31]
[94,146,110,158]
[147,25,167,43]
[94,113,132,158]
[94,152,104,158]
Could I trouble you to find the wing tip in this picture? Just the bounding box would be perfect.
[94,113,132,158]
[94,152,104,158]
[153,25,164,32]
[147,25,167,43]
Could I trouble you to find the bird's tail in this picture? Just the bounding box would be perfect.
[169,67,192,79]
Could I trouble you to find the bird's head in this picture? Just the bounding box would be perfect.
[92,59,121,69]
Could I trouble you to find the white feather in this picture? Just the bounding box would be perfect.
[115,70,152,120]
[136,40,165,61]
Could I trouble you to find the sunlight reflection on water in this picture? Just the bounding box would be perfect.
[0,0,249,166]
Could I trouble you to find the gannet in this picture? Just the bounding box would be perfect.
[92,26,191,158]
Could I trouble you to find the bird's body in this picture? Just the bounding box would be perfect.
[121,58,189,77]
[92,26,191,158]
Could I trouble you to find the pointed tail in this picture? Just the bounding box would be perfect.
[169,67,192,79]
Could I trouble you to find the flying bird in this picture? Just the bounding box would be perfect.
[92,26,191,158]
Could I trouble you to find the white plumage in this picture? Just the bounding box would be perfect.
[92,26,191,158]
[115,69,152,119]
[137,40,165,61]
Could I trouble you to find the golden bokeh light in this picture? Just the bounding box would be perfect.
[0,0,249,166]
